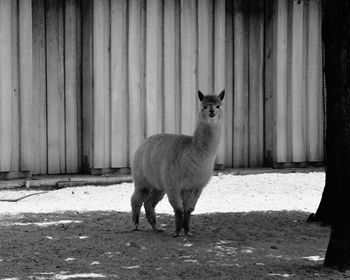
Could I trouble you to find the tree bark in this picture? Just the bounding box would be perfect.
[320,0,350,271]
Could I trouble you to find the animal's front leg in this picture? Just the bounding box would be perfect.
[183,210,192,236]
[174,209,184,237]
[168,189,184,237]
[182,188,203,236]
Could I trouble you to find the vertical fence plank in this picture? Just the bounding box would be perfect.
[275,0,288,163]
[224,0,233,167]
[0,0,12,172]
[214,0,226,165]
[248,0,264,167]
[181,0,197,135]
[264,0,274,166]
[11,0,19,172]
[164,0,180,134]
[19,0,34,171]
[307,0,323,162]
[197,0,214,95]
[146,0,163,137]
[291,1,306,162]
[46,0,65,174]
[111,0,128,167]
[93,0,110,169]
[103,0,111,168]
[32,0,47,174]
[129,0,145,163]
[82,0,94,171]
[233,0,249,167]
[92,0,104,168]
[65,0,81,173]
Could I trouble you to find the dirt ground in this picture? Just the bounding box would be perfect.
[0,168,349,280]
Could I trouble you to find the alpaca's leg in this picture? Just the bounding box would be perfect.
[131,180,151,231]
[144,189,165,231]
[168,189,184,237]
[182,188,203,236]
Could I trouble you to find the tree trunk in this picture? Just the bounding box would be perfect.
[320,0,350,271]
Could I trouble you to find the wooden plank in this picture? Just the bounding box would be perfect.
[275,0,289,163]
[128,0,145,163]
[264,0,275,166]
[19,0,34,172]
[146,0,163,137]
[102,0,111,169]
[65,0,81,173]
[291,0,306,162]
[82,0,94,172]
[306,0,323,162]
[111,0,128,167]
[224,0,233,167]
[0,0,13,171]
[11,0,19,172]
[32,0,47,175]
[197,0,214,95]
[46,0,65,174]
[233,0,249,167]
[164,0,180,134]
[248,0,264,167]
[214,0,225,165]
[93,0,110,169]
[180,0,197,135]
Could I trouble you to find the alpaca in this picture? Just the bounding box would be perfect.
[131,90,225,236]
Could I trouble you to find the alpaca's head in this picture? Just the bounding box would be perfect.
[198,90,225,125]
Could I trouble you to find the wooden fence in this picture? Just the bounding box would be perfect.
[0,0,324,177]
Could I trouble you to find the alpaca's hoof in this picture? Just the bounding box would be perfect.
[185,231,193,236]
[173,232,180,238]
[152,226,164,232]
[132,226,140,232]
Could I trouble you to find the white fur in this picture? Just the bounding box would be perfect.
[131,90,225,236]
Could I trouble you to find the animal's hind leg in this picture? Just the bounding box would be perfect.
[131,182,150,231]
[144,189,165,231]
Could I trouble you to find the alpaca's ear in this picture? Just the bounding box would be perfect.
[218,90,225,101]
[198,90,205,101]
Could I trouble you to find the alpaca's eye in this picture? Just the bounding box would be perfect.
[216,105,220,109]
[203,106,208,110]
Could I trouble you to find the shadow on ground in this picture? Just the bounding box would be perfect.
[0,210,347,280]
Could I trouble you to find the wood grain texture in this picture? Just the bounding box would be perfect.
[65,0,81,173]
[291,0,306,162]
[197,0,214,95]
[0,0,12,171]
[82,0,94,172]
[224,0,233,167]
[46,0,65,174]
[233,0,249,167]
[146,0,163,137]
[264,0,275,166]
[32,0,47,174]
[306,0,323,162]
[11,0,19,172]
[214,0,226,165]
[111,0,129,167]
[93,0,110,168]
[180,0,197,136]
[275,0,289,163]
[248,0,264,167]
[128,0,145,163]
[19,0,34,171]
[164,0,180,134]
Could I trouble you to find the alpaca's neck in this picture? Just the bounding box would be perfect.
[191,121,221,160]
